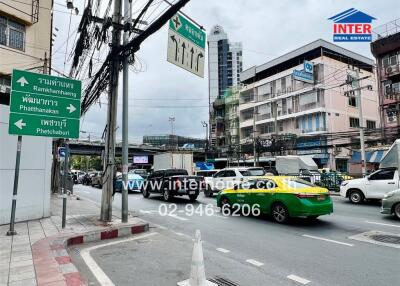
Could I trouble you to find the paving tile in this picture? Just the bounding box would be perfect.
[58,263,77,274]
[10,259,33,268]
[12,244,32,252]
[10,264,35,275]
[8,268,35,282]
[0,271,8,283]
[10,254,32,262]
[8,278,37,286]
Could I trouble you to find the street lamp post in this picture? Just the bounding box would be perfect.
[201,121,208,160]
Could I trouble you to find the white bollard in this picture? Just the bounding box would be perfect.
[177,230,217,286]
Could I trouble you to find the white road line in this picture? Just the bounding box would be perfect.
[245,259,264,267]
[302,234,354,247]
[365,221,400,228]
[174,232,185,236]
[287,274,311,285]
[80,232,158,286]
[216,248,230,253]
[212,214,228,219]
[168,214,189,221]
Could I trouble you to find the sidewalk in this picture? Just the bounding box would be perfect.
[0,193,148,286]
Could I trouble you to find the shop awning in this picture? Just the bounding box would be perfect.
[350,150,387,163]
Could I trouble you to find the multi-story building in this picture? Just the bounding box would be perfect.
[0,1,53,224]
[371,18,400,141]
[208,25,242,150]
[239,39,379,170]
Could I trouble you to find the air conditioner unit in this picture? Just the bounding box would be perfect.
[0,85,10,93]
[386,66,393,75]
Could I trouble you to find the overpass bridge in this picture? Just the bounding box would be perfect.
[67,140,206,161]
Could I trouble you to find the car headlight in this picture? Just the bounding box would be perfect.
[384,191,396,198]
[341,181,348,187]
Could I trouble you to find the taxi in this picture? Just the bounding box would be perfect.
[216,176,333,223]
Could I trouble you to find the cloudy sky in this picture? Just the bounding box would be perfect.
[52,0,399,143]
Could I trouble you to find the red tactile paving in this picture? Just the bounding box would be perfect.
[31,222,149,286]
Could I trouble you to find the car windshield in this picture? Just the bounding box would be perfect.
[239,170,251,176]
[128,174,143,180]
[283,178,315,189]
[247,169,265,176]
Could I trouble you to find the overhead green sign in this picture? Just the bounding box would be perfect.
[8,69,81,139]
[169,13,206,49]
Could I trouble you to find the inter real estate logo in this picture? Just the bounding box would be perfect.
[328,8,376,42]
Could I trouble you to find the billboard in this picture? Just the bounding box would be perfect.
[133,155,149,164]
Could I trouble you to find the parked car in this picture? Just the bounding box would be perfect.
[141,169,203,202]
[77,172,87,184]
[204,168,252,197]
[71,170,85,184]
[381,189,400,219]
[114,173,145,193]
[81,171,97,186]
[91,171,103,188]
[216,176,333,223]
[340,167,398,204]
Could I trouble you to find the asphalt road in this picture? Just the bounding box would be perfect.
[71,185,400,286]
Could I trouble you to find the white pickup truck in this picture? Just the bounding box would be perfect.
[340,167,398,203]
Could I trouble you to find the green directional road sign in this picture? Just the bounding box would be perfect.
[8,69,81,139]
[167,13,206,78]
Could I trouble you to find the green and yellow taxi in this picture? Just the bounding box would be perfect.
[216,176,333,223]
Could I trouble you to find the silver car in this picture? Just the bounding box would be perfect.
[381,189,400,219]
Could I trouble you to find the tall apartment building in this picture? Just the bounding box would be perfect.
[0,1,53,224]
[208,25,242,151]
[371,18,400,141]
[239,39,379,170]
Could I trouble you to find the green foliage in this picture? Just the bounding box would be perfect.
[70,155,102,171]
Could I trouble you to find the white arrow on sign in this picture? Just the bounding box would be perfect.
[16,77,28,87]
[14,119,26,130]
[66,104,76,113]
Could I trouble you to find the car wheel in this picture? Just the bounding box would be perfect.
[204,186,213,197]
[163,189,172,202]
[394,203,400,219]
[189,195,198,202]
[271,203,289,223]
[142,187,150,198]
[348,190,364,204]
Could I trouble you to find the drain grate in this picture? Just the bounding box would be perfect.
[209,276,241,286]
[370,234,400,244]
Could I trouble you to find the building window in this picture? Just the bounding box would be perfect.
[348,96,358,107]
[366,120,376,129]
[349,117,360,128]
[0,16,25,51]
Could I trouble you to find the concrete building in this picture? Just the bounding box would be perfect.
[208,25,242,150]
[239,39,380,171]
[0,1,53,224]
[371,18,400,141]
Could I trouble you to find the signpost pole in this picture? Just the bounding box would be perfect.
[6,136,22,236]
[61,142,69,229]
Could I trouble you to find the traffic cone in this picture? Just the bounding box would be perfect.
[177,230,217,286]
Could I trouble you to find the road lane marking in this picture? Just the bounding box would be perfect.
[174,232,185,236]
[245,259,264,267]
[168,214,189,221]
[287,274,311,285]
[302,234,354,247]
[216,248,230,253]
[80,232,158,286]
[365,221,400,228]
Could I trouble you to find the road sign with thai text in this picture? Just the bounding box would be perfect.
[167,13,206,78]
[8,69,81,138]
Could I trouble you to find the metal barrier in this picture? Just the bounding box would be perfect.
[286,172,354,192]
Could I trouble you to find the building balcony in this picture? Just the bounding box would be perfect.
[213,98,225,108]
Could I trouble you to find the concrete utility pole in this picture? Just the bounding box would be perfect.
[121,0,132,223]
[354,69,367,177]
[101,0,122,222]
[201,121,208,159]
[253,106,257,167]
[169,116,175,149]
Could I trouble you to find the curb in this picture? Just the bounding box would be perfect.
[32,222,149,286]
